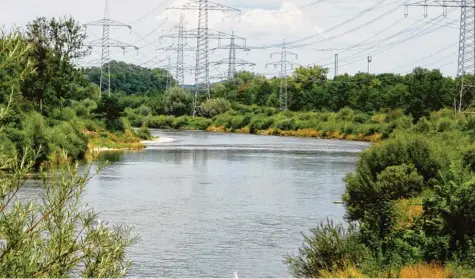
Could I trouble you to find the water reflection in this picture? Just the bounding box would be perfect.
[20,130,370,277]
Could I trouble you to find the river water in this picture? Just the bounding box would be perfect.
[22,130,370,277]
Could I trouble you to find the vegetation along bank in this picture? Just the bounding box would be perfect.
[1,12,475,278]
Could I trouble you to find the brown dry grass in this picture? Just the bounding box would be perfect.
[319,266,366,278]
[399,263,449,278]
[205,126,383,143]
[394,198,424,230]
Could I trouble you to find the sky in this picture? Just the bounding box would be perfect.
[0,0,461,84]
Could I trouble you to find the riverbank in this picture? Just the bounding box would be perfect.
[205,125,383,142]
[135,109,399,143]
[85,129,148,155]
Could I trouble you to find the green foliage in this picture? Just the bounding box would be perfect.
[286,221,369,277]
[92,95,125,132]
[162,87,193,116]
[21,16,89,114]
[422,162,475,262]
[0,150,136,277]
[85,61,171,95]
[344,133,445,222]
[200,98,231,118]
[136,126,152,140]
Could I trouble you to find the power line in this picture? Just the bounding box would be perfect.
[251,0,397,49]
[84,0,139,97]
[167,0,241,116]
[266,40,299,111]
[405,0,475,112]
[287,0,405,49]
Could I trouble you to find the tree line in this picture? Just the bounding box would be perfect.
[84,60,472,122]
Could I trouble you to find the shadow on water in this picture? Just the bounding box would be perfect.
[97,151,127,163]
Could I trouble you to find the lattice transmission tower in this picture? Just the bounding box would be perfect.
[167,0,241,116]
[266,40,298,111]
[405,0,475,112]
[84,0,138,97]
[177,14,186,87]
[161,28,242,115]
[209,31,255,79]
[158,14,197,88]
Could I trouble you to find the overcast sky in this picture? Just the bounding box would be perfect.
[1,0,460,84]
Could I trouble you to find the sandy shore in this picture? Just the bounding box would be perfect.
[91,137,175,153]
[141,137,176,144]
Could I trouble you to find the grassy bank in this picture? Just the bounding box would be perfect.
[85,129,146,151]
[126,105,410,142]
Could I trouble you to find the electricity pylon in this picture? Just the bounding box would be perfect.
[84,0,138,97]
[266,40,298,111]
[405,0,475,112]
[167,0,241,116]
[177,14,186,87]
[158,14,197,88]
[210,31,255,79]
[161,28,244,115]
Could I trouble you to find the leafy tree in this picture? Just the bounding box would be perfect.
[22,16,90,114]
[92,95,125,132]
[200,98,231,118]
[85,61,171,95]
[162,87,193,116]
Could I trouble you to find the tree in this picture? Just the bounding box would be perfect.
[21,16,90,114]
[0,150,136,277]
[86,61,170,95]
[0,30,135,276]
[200,98,231,118]
[162,87,193,116]
[92,95,125,132]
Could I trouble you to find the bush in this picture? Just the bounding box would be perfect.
[187,117,212,130]
[92,95,125,132]
[200,98,231,118]
[148,115,174,129]
[136,104,152,116]
[162,87,193,116]
[337,107,355,122]
[136,126,152,140]
[274,118,297,131]
[171,116,189,129]
[286,221,370,278]
[344,133,445,223]
[414,116,432,133]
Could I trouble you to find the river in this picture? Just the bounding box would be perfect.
[23,129,370,277]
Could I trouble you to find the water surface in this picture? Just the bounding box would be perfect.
[24,130,370,277]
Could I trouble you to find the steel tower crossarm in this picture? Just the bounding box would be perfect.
[84,0,138,97]
[406,0,475,112]
[167,0,240,12]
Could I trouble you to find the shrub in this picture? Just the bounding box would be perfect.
[436,118,455,133]
[0,151,136,277]
[136,126,152,140]
[162,87,193,116]
[274,118,297,131]
[136,104,152,116]
[371,113,387,124]
[286,221,369,278]
[200,98,231,118]
[171,116,189,129]
[187,117,212,130]
[344,133,444,223]
[337,107,355,122]
[148,115,174,129]
[414,116,432,133]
